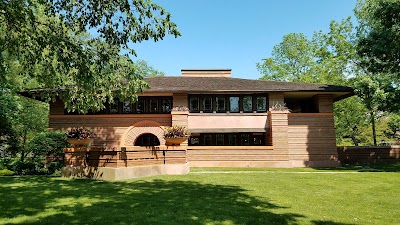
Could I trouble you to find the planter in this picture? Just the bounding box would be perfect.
[164,137,187,146]
[66,138,93,146]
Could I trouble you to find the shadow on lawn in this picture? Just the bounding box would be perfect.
[2,176,284,225]
[0,176,357,225]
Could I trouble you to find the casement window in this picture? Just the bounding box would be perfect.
[188,94,268,113]
[136,99,145,113]
[66,96,172,114]
[189,133,266,146]
[216,134,225,145]
[256,96,267,112]
[229,97,240,113]
[203,134,213,145]
[216,96,226,112]
[243,96,253,112]
[162,99,172,113]
[149,99,159,113]
[241,134,250,145]
[203,97,213,112]
[110,102,119,114]
[123,101,133,113]
[189,97,200,113]
[228,134,237,145]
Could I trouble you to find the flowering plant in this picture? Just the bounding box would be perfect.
[164,125,189,138]
[65,127,96,139]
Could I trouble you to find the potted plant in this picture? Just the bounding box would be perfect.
[65,127,97,146]
[163,125,189,145]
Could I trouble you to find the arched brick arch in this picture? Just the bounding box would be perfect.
[121,125,165,147]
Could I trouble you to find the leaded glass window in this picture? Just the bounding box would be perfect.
[229,97,239,112]
[243,96,252,112]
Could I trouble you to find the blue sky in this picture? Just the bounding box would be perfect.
[132,0,358,80]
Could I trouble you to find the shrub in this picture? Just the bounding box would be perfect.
[29,131,68,160]
[10,131,71,175]
[0,169,13,176]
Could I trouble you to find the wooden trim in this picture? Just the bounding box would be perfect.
[187,146,273,150]
[288,113,334,117]
[137,93,173,96]
[188,112,268,116]
[49,114,172,119]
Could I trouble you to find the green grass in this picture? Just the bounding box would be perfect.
[1,167,399,225]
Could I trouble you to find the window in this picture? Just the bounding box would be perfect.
[110,102,119,114]
[123,101,133,113]
[241,134,250,145]
[257,96,267,112]
[203,134,213,145]
[162,99,172,113]
[203,97,213,112]
[66,96,172,114]
[187,94,268,114]
[190,97,200,112]
[190,137,200,145]
[136,99,145,113]
[149,99,158,113]
[216,134,224,145]
[189,133,266,146]
[228,134,237,145]
[243,96,253,112]
[216,96,226,112]
[229,97,240,113]
[134,133,160,146]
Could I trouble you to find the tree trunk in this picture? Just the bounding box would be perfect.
[371,111,377,146]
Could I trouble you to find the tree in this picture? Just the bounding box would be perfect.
[257,18,368,146]
[353,75,389,145]
[356,0,400,76]
[334,97,369,146]
[257,33,316,82]
[384,113,400,143]
[257,18,356,85]
[0,0,180,112]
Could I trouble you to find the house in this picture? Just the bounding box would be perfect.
[22,69,354,179]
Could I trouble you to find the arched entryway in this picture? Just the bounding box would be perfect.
[134,133,160,146]
[121,121,166,147]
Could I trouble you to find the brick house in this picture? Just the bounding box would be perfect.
[22,69,354,179]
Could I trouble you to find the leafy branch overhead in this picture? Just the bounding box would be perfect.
[0,0,180,112]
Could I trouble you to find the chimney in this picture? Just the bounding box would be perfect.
[181,69,231,77]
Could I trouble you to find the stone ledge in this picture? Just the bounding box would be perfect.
[61,163,190,181]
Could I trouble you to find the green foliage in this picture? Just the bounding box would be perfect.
[356,0,400,76]
[257,18,367,145]
[28,131,68,159]
[257,33,316,82]
[257,18,355,85]
[0,169,14,176]
[1,131,68,175]
[334,97,369,146]
[383,113,400,142]
[1,0,179,112]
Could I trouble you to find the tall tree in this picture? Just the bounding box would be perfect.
[356,0,400,76]
[257,18,367,146]
[0,0,180,112]
[353,75,389,145]
[257,33,316,82]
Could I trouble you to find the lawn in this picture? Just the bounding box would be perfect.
[1,166,399,225]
